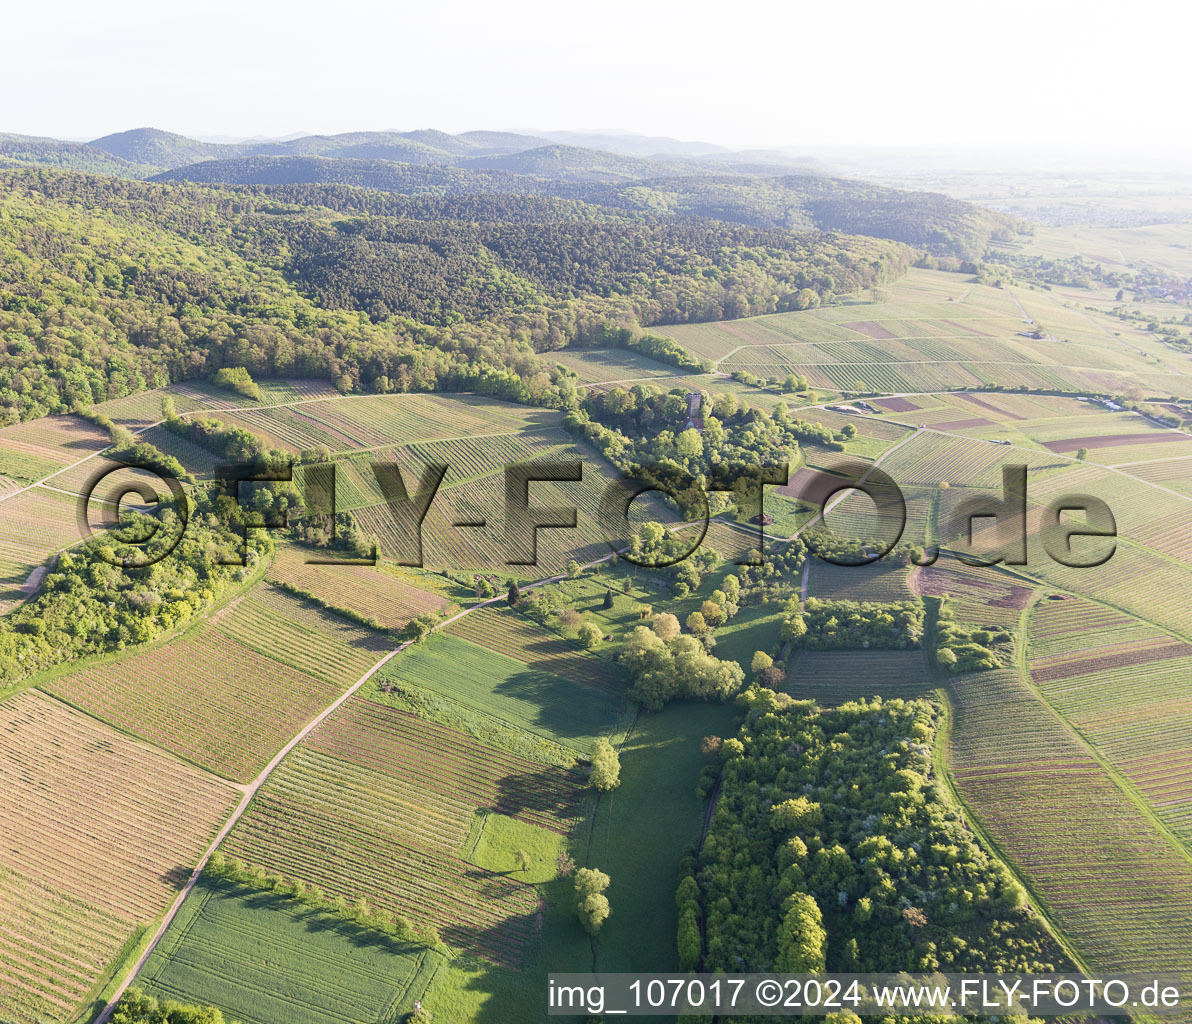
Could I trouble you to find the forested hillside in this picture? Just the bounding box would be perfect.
[0,127,1026,260]
[157,157,1022,257]
[0,132,157,177]
[0,168,912,419]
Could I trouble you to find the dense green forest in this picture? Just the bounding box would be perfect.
[691,691,1070,975]
[0,168,911,420]
[154,158,1020,257]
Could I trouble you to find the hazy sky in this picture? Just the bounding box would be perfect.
[6,0,1188,151]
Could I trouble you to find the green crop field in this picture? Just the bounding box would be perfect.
[140,877,442,1024]
[588,700,742,973]
[445,604,625,694]
[374,632,625,754]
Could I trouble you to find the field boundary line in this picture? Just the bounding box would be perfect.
[92,547,622,1023]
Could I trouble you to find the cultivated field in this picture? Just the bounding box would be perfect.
[0,486,84,611]
[808,558,916,602]
[0,864,133,1024]
[223,699,586,966]
[0,691,238,1023]
[44,583,391,782]
[659,269,1184,396]
[549,347,696,384]
[266,542,449,628]
[1029,595,1192,846]
[445,604,624,694]
[0,414,109,483]
[193,393,556,455]
[948,666,1192,976]
[912,558,1033,627]
[375,633,624,754]
[140,877,441,1024]
[785,649,933,704]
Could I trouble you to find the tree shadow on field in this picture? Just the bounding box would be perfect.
[492,766,587,823]
[160,863,192,888]
[200,877,427,956]
[491,666,597,740]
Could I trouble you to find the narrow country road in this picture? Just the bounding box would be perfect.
[93,549,620,1023]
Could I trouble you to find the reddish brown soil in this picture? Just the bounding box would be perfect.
[1031,641,1191,683]
[776,466,851,505]
[874,396,919,412]
[931,417,995,431]
[957,392,1020,418]
[943,319,991,337]
[913,564,1032,609]
[1042,432,1188,452]
[842,321,897,340]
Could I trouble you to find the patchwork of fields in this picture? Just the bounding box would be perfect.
[5,256,1192,1024]
[948,666,1192,975]
[912,558,1032,627]
[222,699,586,966]
[659,268,1189,396]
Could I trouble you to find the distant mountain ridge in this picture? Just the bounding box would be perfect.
[0,125,1029,257]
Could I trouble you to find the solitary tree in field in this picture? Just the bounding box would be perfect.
[558,608,582,631]
[556,851,576,878]
[507,581,521,606]
[577,621,603,649]
[516,849,531,874]
[602,588,614,610]
[589,738,622,791]
[574,868,612,935]
[402,612,439,645]
[1076,447,1089,460]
